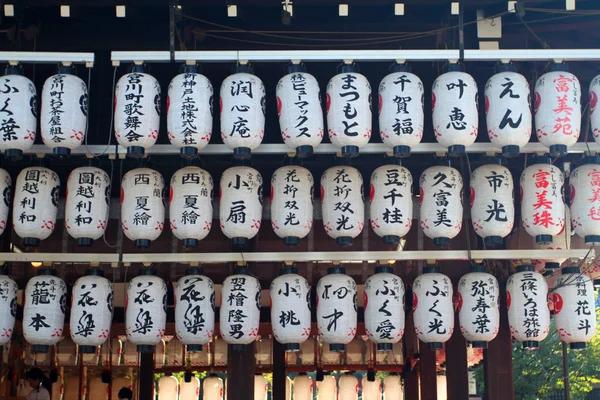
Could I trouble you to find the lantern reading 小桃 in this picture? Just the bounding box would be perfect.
[0,271,18,346]
[0,169,11,237]
[569,157,600,245]
[338,373,359,400]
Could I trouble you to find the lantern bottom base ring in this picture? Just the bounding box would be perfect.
[186,344,203,353]
[52,146,71,159]
[77,237,94,247]
[180,146,198,159]
[570,342,587,350]
[426,342,443,350]
[137,345,155,353]
[341,145,359,158]
[3,148,23,161]
[134,239,151,248]
[232,237,249,248]
[594,279,600,288]
[522,340,539,350]
[295,145,314,158]
[535,234,553,245]
[23,237,41,247]
[433,237,450,247]
[127,146,146,159]
[383,235,400,246]
[183,238,198,248]
[79,345,97,354]
[233,147,252,160]
[283,236,301,246]
[32,345,50,353]
[484,236,503,246]
[502,145,520,158]
[585,235,600,245]
[231,344,248,352]
[471,341,488,349]
[447,144,466,157]
[393,145,411,158]
[549,144,568,157]
[283,343,300,352]
[377,343,394,351]
[329,343,346,352]
[336,236,353,247]
[545,262,561,270]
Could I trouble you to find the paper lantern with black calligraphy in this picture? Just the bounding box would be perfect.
[277,65,324,157]
[180,376,200,399]
[506,265,550,350]
[203,374,224,400]
[23,269,67,352]
[70,269,113,353]
[220,65,265,159]
[13,167,60,247]
[369,165,412,245]
[321,166,364,247]
[219,166,262,247]
[254,375,268,400]
[125,270,167,353]
[590,74,600,144]
[0,169,11,237]
[114,67,161,158]
[170,166,213,248]
[167,66,213,158]
[271,165,313,246]
[378,64,424,158]
[219,269,261,347]
[157,375,178,400]
[364,266,405,351]
[317,374,337,400]
[174,268,215,352]
[383,374,403,399]
[316,267,357,352]
[534,65,581,156]
[520,161,565,245]
[121,168,165,248]
[419,165,463,247]
[293,373,314,400]
[470,164,514,246]
[326,64,372,158]
[432,65,478,156]
[0,272,17,345]
[362,376,382,400]
[65,167,110,247]
[412,266,454,349]
[570,159,600,245]
[553,267,596,349]
[338,373,359,400]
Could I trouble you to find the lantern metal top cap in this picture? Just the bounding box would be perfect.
[85,268,104,277]
[561,266,580,275]
[516,264,535,273]
[38,268,56,276]
[233,265,250,275]
[185,267,204,276]
[375,265,394,274]
[446,62,465,72]
[495,63,517,73]
[138,267,157,276]
[3,64,23,76]
[327,266,346,275]
[279,265,298,275]
[423,265,440,274]
[581,155,600,166]
[547,62,569,72]
[390,62,411,73]
[469,264,488,273]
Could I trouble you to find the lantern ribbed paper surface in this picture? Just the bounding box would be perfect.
[254,375,268,400]
[220,271,261,346]
[293,374,314,400]
[0,71,37,158]
[0,169,11,236]
[0,273,17,345]
[203,374,223,400]
[570,161,600,245]
[338,373,359,400]
[157,375,178,400]
[383,375,403,399]
[590,75,600,144]
[534,206,571,270]
[361,376,382,400]
[317,375,337,400]
[180,377,200,399]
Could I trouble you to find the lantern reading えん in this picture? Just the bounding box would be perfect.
[0,271,17,346]
[569,157,600,245]
[0,169,11,237]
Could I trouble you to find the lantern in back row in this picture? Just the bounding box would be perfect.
[338,373,359,400]
[326,63,371,158]
[590,74,600,144]
[13,167,60,247]
[0,271,17,346]
[0,169,11,236]
[378,63,424,158]
[569,157,600,245]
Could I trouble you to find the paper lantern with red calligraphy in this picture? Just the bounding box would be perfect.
[70,269,113,353]
[520,161,565,245]
[293,373,314,400]
[23,269,67,353]
[114,66,161,158]
[534,65,581,156]
[321,166,364,247]
[125,270,167,353]
[13,167,60,247]
[590,74,600,144]
[484,64,532,157]
[170,166,213,248]
[553,266,596,349]
[570,158,600,245]
[457,265,500,348]
[121,168,165,248]
[338,373,359,400]
[254,375,268,400]
[65,167,110,247]
[0,169,11,237]
[174,267,215,352]
[180,376,200,399]
[383,374,403,399]
[362,376,382,400]
[157,375,178,400]
[0,271,17,346]
[533,206,571,271]
[271,165,313,246]
[470,164,514,246]
[369,164,412,245]
[419,165,463,246]
[364,266,405,351]
[317,374,337,400]
[378,64,424,158]
[506,265,550,350]
[203,374,224,400]
[316,267,358,352]
[326,64,372,158]
[277,65,324,157]
[412,266,454,349]
[431,65,478,156]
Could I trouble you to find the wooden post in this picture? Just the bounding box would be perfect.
[272,340,286,400]
[420,345,438,400]
[403,300,419,399]
[445,312,469,399]
[138,352,154,400]
[227,343,256,400]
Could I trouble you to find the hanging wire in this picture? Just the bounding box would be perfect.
[84,65,119,157]
[102,158,120,249]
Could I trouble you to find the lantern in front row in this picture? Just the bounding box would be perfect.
[220,268,261,348]
[383,374,403,399]
[326,64,372,158]
[590,74,600,144]
[0,271,17,346]
[570,158,600,245]
[114,66,161,158]
[520,161,565,245]
[362,376,382,400]
[158,375,178,400]
[271,165,313,246]
[70,269,114,353]
[254,375,268,400]
[23,269,67,352]
[293,373,313,400]
[378,63,424,158]
[13,167,60,247]
[65,166,111,246]
[470,164,514,246]
[338,373,359,400]
[413,266,454,349]
[432,65,478,156]
[317,374,337,400]
[180,376,200,400]
[125,269,167,353]
[203,374,223,400]
[535,64,581,156]
[420,165,463,246]
[0,169,11,236]
[121,168,165,248]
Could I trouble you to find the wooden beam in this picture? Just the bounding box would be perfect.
[403,301,420,399]
[138,352,154,400]
[445,313,469,399]
[272,340,286,400]
[226,343,256,400]
[420,345,438,400]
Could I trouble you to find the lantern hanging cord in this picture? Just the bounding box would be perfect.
[102,158,120,249]
[462,154,474,263]
[84,65,118,157]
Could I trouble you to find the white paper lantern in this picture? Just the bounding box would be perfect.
[412,267,454,349]
[533,206,571,271]
[293,373,314,400]
[378,65,424,157]
[0,272,17,345]
[40,68,88,156]
[174,268,215,352]
[457,265,500,348]
[203,374,224,400]
[65,166,110,246]
[219,166,263,246]
[114,68,161,158]
[121,168,165,248]
[362,376,382,400]
[254,375,268,400]
[317,375,337,400]
[432,67,478,156]
[321,166,364,247]
[383,374,403,399]
[125,271,167,353]
[23,270,67,352]
[534,66,581,156]
[180,376,200,399]
[286,376,291,400]
[590,74,600,144]
[219,269,261,346]
[271,165,313,246]
[419,165,463,246]
[157,376,179,400]
[169,166,213,247]
[506,265,550,349]
[470,164,514,246]
[13,167,60,246]
[364,266,405,350]
[520,161,565,244]
[338,373,359,400]
[369,165,413,245]
[326,65,372,158]
[220,66,265,159]
[0,169,11,237]
[570,159,600,245]
[167,67,213,158]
